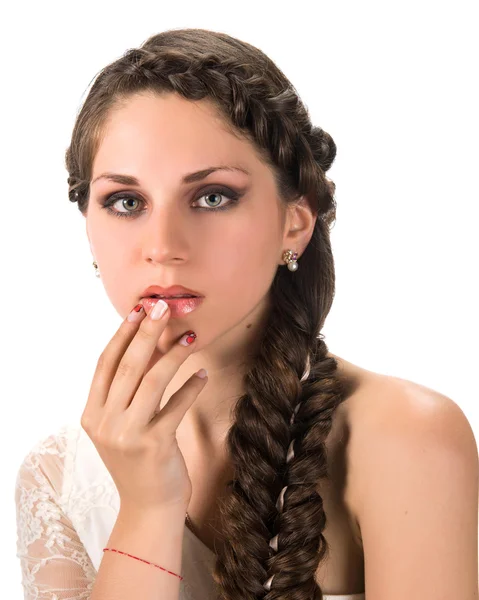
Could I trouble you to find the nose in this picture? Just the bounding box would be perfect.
[140,201,192,265]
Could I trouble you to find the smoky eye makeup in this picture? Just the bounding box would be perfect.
[97,184,247,219]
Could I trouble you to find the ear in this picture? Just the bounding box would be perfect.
[281,194,317,261]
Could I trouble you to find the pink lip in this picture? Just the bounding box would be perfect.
[142,284,202,298]
[141,296,204,318]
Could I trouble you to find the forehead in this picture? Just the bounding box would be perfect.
[92,92,264,178]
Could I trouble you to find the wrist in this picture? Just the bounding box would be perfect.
[107,504,187,574]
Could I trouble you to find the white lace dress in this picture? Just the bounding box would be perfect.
[14,423,366,600]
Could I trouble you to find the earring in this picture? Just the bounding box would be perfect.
[92,261,101,278]
[282,249,299,272]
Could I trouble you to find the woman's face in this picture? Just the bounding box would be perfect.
[85,91,307,371]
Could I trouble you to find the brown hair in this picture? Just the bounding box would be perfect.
[66,27,346,599]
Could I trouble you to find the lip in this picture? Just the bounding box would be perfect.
[141,284,203,299]
[141,296,204,318]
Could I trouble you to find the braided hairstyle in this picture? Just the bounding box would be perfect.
[66,28,346,600]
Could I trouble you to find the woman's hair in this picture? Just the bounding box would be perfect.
[66,28,347,599]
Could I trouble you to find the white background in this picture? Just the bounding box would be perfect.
[2,0,477,596]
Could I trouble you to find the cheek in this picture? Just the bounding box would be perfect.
[88,230,132,314]
[207,222,279,304]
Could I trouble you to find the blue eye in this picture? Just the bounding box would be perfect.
[100,187,241,219]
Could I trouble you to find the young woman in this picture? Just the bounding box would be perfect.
[15,28,477,600]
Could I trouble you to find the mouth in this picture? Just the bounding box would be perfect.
[141,295,204,318]
[141,284,203,299]
[147,294,199,299]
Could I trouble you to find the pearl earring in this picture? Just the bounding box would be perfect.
[282,249,299,272]
[92,261,101,278]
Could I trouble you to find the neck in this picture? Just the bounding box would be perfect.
[151,294,273,448]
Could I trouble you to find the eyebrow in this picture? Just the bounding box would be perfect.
[91,165,251,186]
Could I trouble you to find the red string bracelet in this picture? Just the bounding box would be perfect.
[103,547,183,580]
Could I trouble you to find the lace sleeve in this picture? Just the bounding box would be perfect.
[15,428,96,600]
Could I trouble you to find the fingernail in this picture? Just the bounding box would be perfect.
[195,368,208,379]
[179,331,197,346]
[127,303,145,323]
[150,300,169,320]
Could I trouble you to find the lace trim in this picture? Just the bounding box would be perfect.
[15,424,96,600]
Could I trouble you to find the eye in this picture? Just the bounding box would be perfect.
[193,188,240,211]
[100,186,242,219]
[101,195,144,218]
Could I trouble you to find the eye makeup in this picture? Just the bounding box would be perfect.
[99,185,244,219]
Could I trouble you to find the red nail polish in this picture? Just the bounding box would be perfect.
[127,303,145,323]
[179,331,197,346]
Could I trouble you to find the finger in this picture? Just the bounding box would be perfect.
[82,302,151,424]
[125,329,200,426]
[103,299,172,416]
[145,369,208,435]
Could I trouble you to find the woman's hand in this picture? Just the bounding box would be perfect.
[80,300,207,514]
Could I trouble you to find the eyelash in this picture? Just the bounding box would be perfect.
[100,186,241,219]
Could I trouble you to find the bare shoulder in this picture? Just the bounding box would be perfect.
[330,354,478,545]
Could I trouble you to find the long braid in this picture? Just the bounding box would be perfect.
[214,291,345,600]
[264,350,312,588]
[65,28,344,600]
